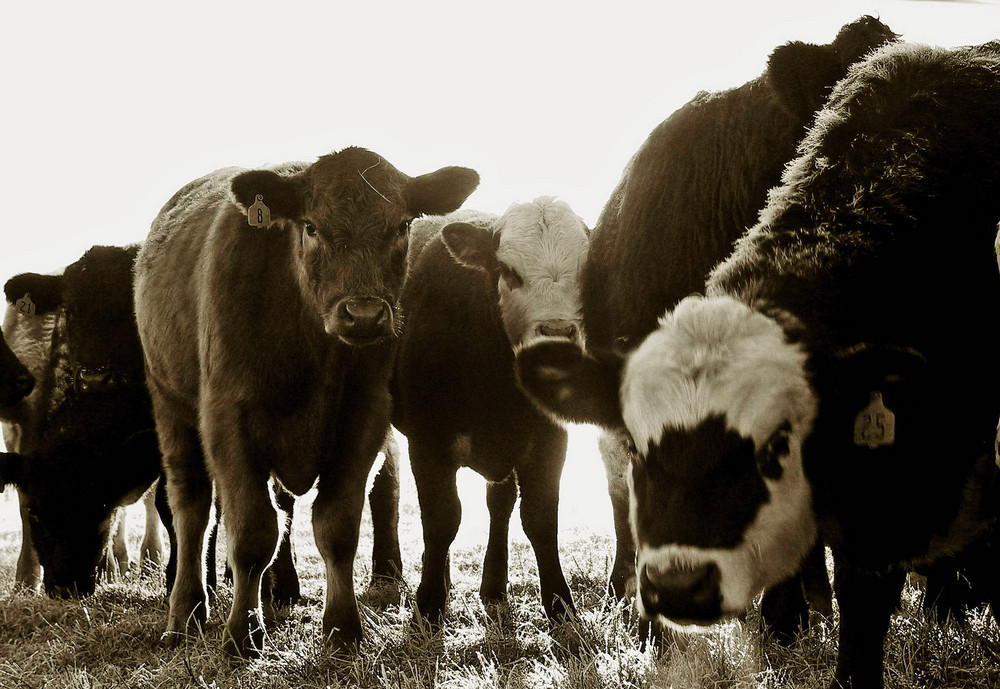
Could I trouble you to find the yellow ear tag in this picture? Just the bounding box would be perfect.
[247,194,271,228]
[853,391,895,449]
[15,293,36,316]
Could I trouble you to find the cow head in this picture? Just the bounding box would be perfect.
[516,295,818,628]
[441,197,589,348]
[0,431,160,597]
[230,147,479,346]
[60,245,144,388]
[0,326,34,409]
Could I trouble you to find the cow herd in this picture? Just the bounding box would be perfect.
[1,16,999,689]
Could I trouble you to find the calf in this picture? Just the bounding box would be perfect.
[0,246,164,596]
[518,40,1000,689]
[581,16,897,632]
[393,198,589,626]
[134,147,478,656]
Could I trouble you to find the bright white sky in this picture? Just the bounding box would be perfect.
[2,0,998,285]
[2,1,998,539]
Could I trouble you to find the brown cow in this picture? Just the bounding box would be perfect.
[134,147,479,656]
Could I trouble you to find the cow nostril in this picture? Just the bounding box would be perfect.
[17,373,35,396]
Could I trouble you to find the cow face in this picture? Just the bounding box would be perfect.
[0,326,34,409]
[515,295,819,628]
[61,246,144,384]
[231,147,479,346]
[442,197,589,347]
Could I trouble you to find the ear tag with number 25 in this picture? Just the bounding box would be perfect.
[247,194,271,228]
[853,391,895,449]
[16,293,36,316]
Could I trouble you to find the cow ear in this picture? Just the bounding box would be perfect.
[442,222,499,273]
[407,166,480,217]
[516,339,626,430]
[0,452,24,491]
[767,41,843,120]
[4,273,64,314]
[230,170,301,220]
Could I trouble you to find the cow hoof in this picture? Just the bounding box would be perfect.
[222,623,265,659]
[361,577,400,609]
[323,628,362,656]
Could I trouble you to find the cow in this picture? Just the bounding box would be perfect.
[0,246,165,596]
[392,198,589,627]
[579,15,898,636]
[134,147,479,657]
[516,40,1000,689]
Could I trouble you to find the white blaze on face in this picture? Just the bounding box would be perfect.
[621,295,820,622]
[493,197,589,347]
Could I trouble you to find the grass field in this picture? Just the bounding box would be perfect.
[2,428,999,688]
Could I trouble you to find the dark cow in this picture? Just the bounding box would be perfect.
[518,40,1000,689]
[579,15,897,633]
[0,246,164,596]
[392,198,589,626]
[134,147,478,656]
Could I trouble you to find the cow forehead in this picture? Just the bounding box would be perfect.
[304,153,410,218]
[621,296,815,453]
[495,198,589,274]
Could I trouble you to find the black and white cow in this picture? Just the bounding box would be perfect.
[392,198,589,626]
[518,40,1000,689]
[580,16,896,633]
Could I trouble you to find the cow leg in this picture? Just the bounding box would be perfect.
[153,390,214,646]
[598,431,637,600]
[411,436,462,626]
[215,469,279,658]
[265,483,300,608]
[517,425,574,623]
[140,480,164,571]
[14,486,41,592]
[369,430,403,583]
[480,472,518,608]
[759,540,831,643]
[110,507,129,578]
[312,457,376,652]
[831,558,905,689]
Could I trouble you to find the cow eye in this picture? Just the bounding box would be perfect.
[756,423,791,480]
[302,221,317,237]
[498,263,524,290]
[397,219,412,237]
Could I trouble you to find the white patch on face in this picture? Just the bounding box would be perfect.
[621,295,819,622]
[493,197,589,347]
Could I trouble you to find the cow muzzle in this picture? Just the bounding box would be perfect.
[326,296,394,345]
[528,319,583,347]
[639,560,723,626]
[0,371,34,405]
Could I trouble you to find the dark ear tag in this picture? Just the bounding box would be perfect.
[247,194,271,228]
[15,293,36,316]
[994,418,1000,469]
[853,391,895,449]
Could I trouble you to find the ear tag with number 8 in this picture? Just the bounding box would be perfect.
[16,293,36,316]
[247,194,271,228]
[853,390,895,449]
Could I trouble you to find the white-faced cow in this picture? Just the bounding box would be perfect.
[518,40,1000,689]
[0,246,164,596]
[134,147,478,656]
[392,198,589,626]
[579,15,898,636]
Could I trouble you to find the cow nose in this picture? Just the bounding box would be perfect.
[536,320,579,340]
[330,297,392,342]
[639,560,722,624]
